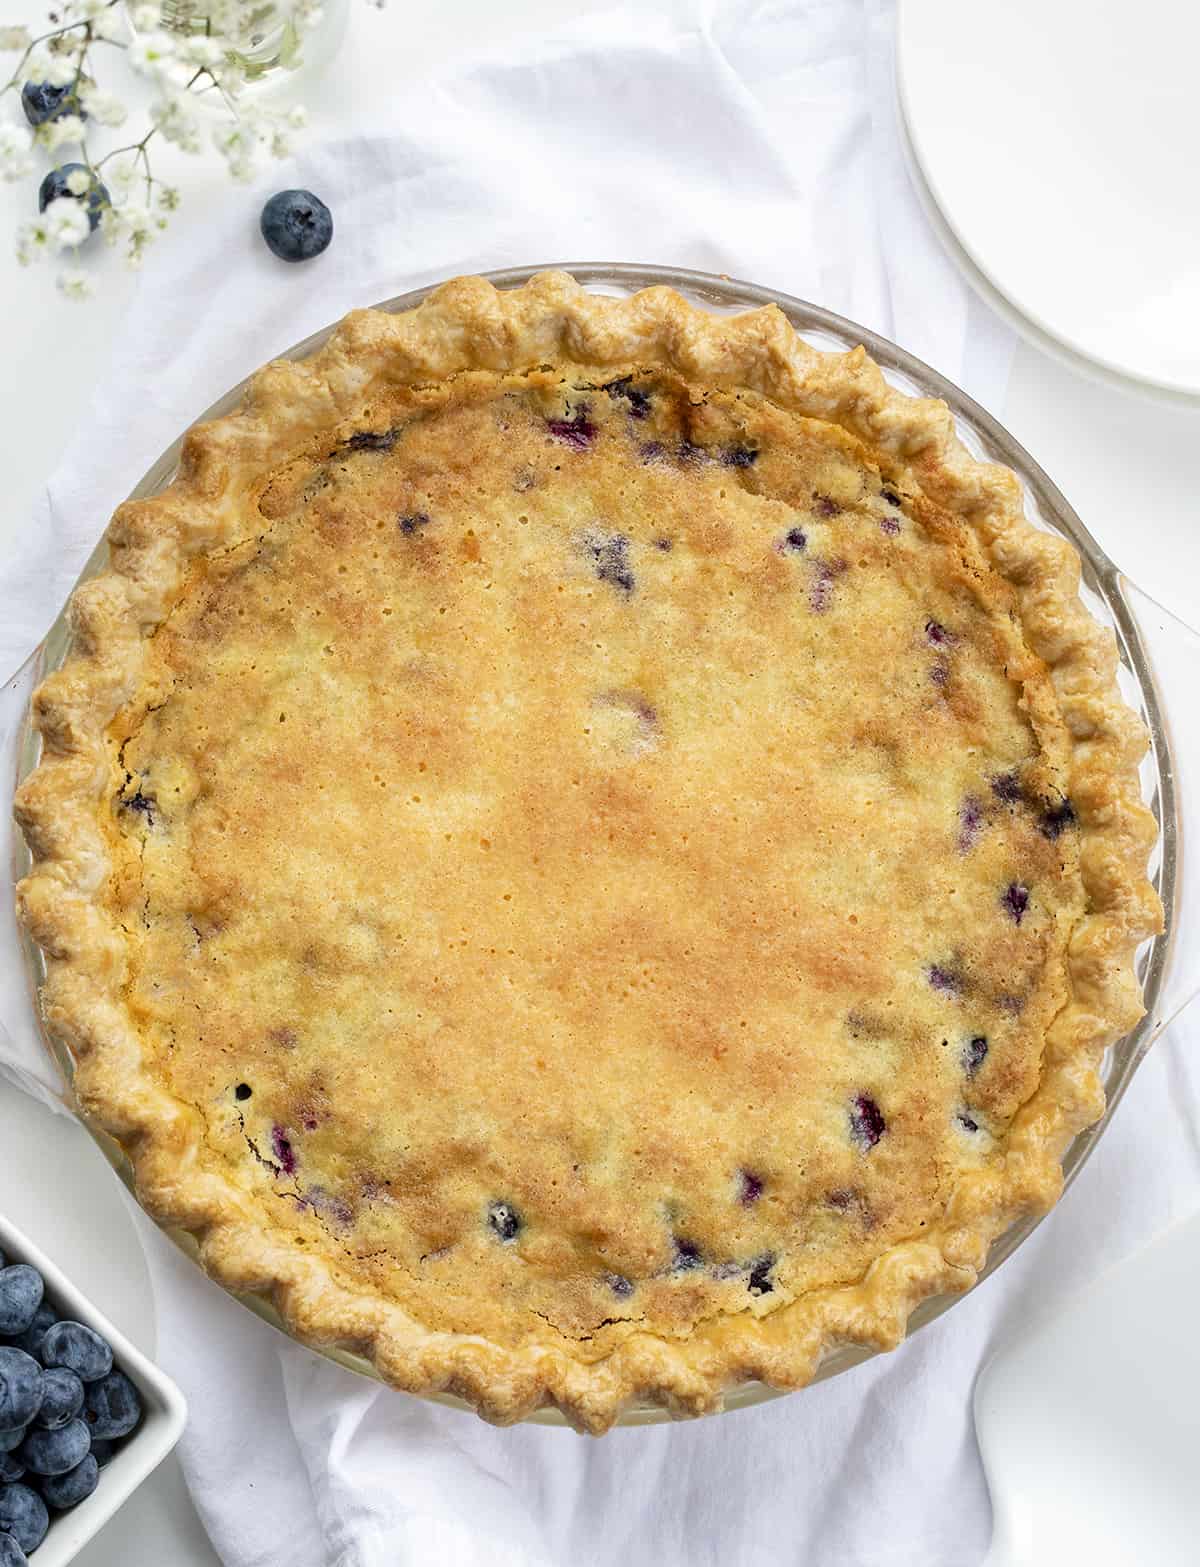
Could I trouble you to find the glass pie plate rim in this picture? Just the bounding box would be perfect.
[8,261,1183,1428]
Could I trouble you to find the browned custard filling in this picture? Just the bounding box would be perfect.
[106,367,1083,1348]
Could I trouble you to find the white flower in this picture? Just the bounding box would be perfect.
[157,184,181,211]
[25,48,79,88]
[78,84,128,127]
[65,167,92,195]
[15,220,50,267]
[177,35,225,67]
[127,29,189,86]
[129,5,161,29]
[91,10,127,43]
[0,25,32,49]
[43,196,92,251]
[213,122,257,181]
[36,114,87,152]
[57,268,93,300]
[150,93,203,154]
[0,124,34,182]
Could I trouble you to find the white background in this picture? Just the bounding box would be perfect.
[1,2,1199,1562]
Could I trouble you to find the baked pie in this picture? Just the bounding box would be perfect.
[15,273,1162,1431]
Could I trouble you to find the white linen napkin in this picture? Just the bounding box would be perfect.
[5,3,1197,1564]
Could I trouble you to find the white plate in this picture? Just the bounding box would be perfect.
[0,1214,187,1567]
[896,0,1200,402]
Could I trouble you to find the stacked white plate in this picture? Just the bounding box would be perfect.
[896,0,1200,405]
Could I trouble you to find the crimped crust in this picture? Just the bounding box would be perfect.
[14,273,1161,1431]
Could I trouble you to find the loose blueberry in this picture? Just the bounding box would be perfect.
[0,1352,41,1432]
[41,1452,99,1512]
[234,1083,252,1101]
[34,1370,82,1432]
[1039,799,1076,839]
[0,1454,23,1485]
[546,410,596,450]
[270,1126,297,1176]
[0,1483,47,1554]
[397,512,431,536]
[747,1254,776,1295]
[783,528,807,553]
[0,1272,43,1340]
[1001,882,1030,924]
[672,1238,703,1273]
[722,446,758,469]
[18,1418,89,1477]
[21,81,86,128]
[602,377,651,419]
[0,1530,26,1567]
[259,189,333,263]
[38,163,108,234]
[39,1323,112,1385]
[0,1433,23,1457]
[603,1273,634,1300]
[991,769,1023,804]
[487,1201,521,1242]
[813,494,840,518]
[7,1304,56,1362]
[963,1035,989,1075]
[737,1170,763,1206]
[89,1438,114,1468]
[849,1094,885,1150]
[582,530,635,594]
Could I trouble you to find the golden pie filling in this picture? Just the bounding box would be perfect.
[105,368,1088,1347]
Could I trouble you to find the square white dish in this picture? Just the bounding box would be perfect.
[0,1213,187,1566]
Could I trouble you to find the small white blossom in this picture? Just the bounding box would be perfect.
[57,268,93,300]
[43,196,92,251]
[157,184,181,211]
[15,219,50,266]
[91,10,128,43]
[177,35,225,68]
[150,92,203,153]
[213,122,256,181]
[35,114,88,152]
[25,48,79,88]
[0,25,32,49]
[128,29,190,87]
[79,84,128,127]
[0,124,34,182]
[65,167,92,195]
[286,105,307,129]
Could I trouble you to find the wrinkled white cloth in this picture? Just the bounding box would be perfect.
[6,3,1197,1565]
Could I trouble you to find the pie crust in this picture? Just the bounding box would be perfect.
[14,273,1162,1431]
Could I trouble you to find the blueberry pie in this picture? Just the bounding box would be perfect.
[15,273,1162,1430]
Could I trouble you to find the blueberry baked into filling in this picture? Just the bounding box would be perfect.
[15,273,1161,1431]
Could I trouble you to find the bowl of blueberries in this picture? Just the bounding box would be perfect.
[0,1216,186,1567]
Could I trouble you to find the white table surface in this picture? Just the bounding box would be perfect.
[2,4,1199,1563]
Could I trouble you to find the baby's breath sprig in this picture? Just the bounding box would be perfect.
[0,0,325,296]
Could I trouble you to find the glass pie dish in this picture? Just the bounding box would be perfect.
[4,263,1199,1426]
